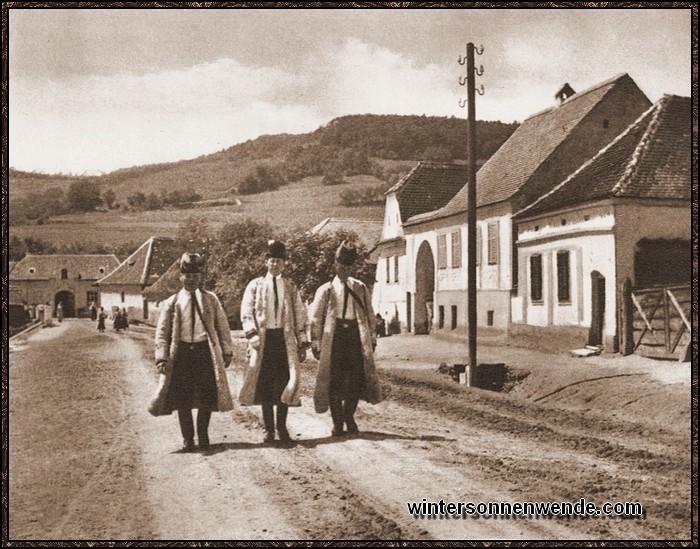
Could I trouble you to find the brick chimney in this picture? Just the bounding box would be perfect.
[555,83,576,105]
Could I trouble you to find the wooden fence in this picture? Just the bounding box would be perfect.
[620,280,691,361]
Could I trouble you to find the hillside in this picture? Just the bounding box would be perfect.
[9,114,517,251]
[10,115,516,203]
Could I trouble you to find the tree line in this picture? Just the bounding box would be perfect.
[10,216,377,327]
[10,178,202,224]
[176,217,375,324]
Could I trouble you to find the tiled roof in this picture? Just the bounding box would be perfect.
[310,218,383,251]
[516,95,691,218]
[142,260,181,302]
[96,236,179,286]
[408,74,648,225]
[10,254,120,281]
[387,162,468,222]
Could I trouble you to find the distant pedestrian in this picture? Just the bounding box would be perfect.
[56,302,64,323]
[375,313,386,338]
[97,307,107,333]
[239,240,308,444]
[148,252,234,453]
[90,302,98,321]
[121,307,129,330]
[309,241,382,437]
[114,309,124,332]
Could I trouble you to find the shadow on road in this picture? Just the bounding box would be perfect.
[193,431,455,455]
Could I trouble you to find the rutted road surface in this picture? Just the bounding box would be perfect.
[8,319,692,541]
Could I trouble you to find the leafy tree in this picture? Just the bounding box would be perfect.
[422,145,453,162]
[9,235,58,260]
[176,215,214,257]
[238,164,286,194]
[144,192,163,210]
[284,229,375,303]
[11,187,66,222]
[339,184,387,207]
[205,219,274,324]
[202,219,375,326]
[66,180,103,212]
[322,163,346,186]
[102,188,117,209]
[127,192,146,209]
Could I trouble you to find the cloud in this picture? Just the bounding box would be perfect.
[322,38,459,118]
[10,59,324,173]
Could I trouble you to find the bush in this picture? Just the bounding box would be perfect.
[238,165,286,195]
[388,313,401,335]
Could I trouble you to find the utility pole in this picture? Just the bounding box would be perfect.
[459,43,484,387]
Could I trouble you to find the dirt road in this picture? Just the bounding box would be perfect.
[8,319,692,541]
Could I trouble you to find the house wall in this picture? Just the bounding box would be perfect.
[372,253,408,329]
[613,202,691,286]
[100,285,147,320]
[9,279,104,316]
[381,194,404,241]
[516,204,617,346]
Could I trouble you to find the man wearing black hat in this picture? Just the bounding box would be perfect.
[309,241,383,437]
[149,252,234,453]
[239,240,308,444]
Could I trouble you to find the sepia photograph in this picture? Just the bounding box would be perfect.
[5,4,696,543]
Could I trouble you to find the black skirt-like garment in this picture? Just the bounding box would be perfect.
[255,329,290,404]
[166,341,217,411]
[329,319,365,399]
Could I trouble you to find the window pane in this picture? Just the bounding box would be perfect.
[438,235,447,269]
[451,231,461,268]
[530,255,542,301]
[488,222,499,265]
[557,251,570,302]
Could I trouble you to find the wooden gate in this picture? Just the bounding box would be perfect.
[620,281,691,361]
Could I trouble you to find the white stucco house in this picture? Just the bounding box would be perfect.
[512,95,691,353]
[96,236,180,323]
[372,162,468,332]
[374,74,653,339]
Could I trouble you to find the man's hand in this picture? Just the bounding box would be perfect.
[249,334,261,350]
[297,345,307,363]
[223,353,233,368]
[156,360,167,375]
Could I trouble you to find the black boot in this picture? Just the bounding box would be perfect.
[343,398,360,435]
[262,402,275,443]
[329,396,345,437]
[197,407,212,450]
[276,404,291,442]
[178,408,196,452]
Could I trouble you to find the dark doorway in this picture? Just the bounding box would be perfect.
[414,241,435,334]
[634,238,690,287]
[54,290,76,318]
[588,271,605,346]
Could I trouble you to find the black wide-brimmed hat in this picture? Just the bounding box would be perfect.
[335,240,358,266]
[266,240,287,260]
[180,252,204,274]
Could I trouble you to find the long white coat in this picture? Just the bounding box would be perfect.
[309,276,382,413]
[239,276,308,406]
[148,289,234,416]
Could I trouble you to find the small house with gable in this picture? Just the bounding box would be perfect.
[512,95,691,356]
[96,236,180,323]
[372,162,468,331]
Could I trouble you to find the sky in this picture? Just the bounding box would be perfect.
[8,7,693,175]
